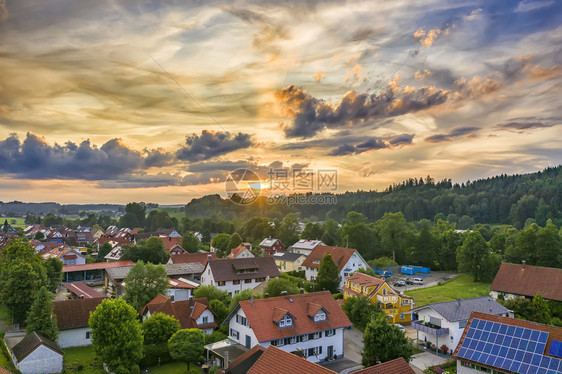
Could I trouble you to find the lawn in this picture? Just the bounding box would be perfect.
[406,274,492,307]
[3,217,25,228]
[0,307,9,321]
[148,361,200,374]
[151,207,185,221]
[63,346,104,374]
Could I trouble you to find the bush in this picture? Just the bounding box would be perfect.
[286,270,305,279]
[130,365,140,374]
[205,331,227,345]
[332,293,343,300]
[440,344,449,354]
[425,341,432,349]
[140,343,173,368]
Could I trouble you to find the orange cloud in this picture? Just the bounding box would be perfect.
[314,72,324,81]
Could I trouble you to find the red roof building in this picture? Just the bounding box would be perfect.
[302,246,369,289]
[351,357,415,374]
[490,262,562,301]
[169,252,217,267]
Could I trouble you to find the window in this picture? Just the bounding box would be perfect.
[218,281,225,286]
[86,331,91,339]
[245,279,252,283]
[402,299,409,305]
[400,313,405,320]
[382,289,387,295]
[233,280,240,285]
[230,329,240,340]
[202,316,208,324]
[279,315,292,328]
[314,310,326,322]
[325,329,335,337]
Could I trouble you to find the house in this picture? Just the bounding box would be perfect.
[168,277,199,301]
[343,272,414,324]
[62,260,135,284]
[228,245,255,260]
[1,220,16,233]
[410,296,512,354]
[4,332,64,374]
[52,297,105,348]
[453,311,562,374]
[169,252,217,267]
[350,357,415,374]
[41,246,86,266]
[201,257,280,297]
[225,345,337,374]
[140,294,216,334]
[104,245,124,261]
[259,238,285,256]
[223,291,352,363]
[273,252,307,273]
[290,239,325,256]
[490,262,562,302]
[105,263,204,298]
[61,282,105,299]
[161,236,185,255]
[302,246,369,289]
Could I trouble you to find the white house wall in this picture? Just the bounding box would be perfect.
[16,345,63,374]
[414,308,461,353]
[195,309,215,334]
[201,267,268,297]
[58,327,92,348]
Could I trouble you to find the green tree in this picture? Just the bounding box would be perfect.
[44,257,63,292]
[122,236,170,264]
[145,210,178,232]
[301,222,324,240]
[193,285,229,303]
[432,219,464,271]
[227,233,243,250]
[374,212,412,263]
[210,233,231,253]
[181,232,201,253]
[531,293,551,324]
[34,232,45,240]
[362,314,414,366]
[264,278,300,297]
[342,296,382,330]
[26,286,58,341]
[209,300,229,325]
[89,299,143,371]
[120,202,147,228]
[535,223,561,268]
[123,261,169,311]
[316,254,341,293]
[97,242,113,262]
[168,329,205,371]
[410,224,435,268]
[321,219,341,246]
[230,289,263,310]
[142,312,180,345]
[275,214,300,248]
[456,231,491,282]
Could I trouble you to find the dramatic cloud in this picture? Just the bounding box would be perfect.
[515,0,555,13]
[495,118,560,132]
[328,134,414,156]
[277,81,450,138]
[425,127,480,143]
[176,130,253,162]
[0,133,166,180]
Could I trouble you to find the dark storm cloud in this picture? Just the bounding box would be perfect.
[0,133,166,180]
[327,134,414,156]
[276,84,450,138]
[425,126,480,143]
[176,130,253,162]
[495,117,559,132]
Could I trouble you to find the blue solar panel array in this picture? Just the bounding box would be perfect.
[549,340,562,358]
[456,318,562,374]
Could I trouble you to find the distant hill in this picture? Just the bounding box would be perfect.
[0,202,123,216]
[184,165,562,228]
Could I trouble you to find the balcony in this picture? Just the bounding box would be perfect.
[376,294,399,304]
[411,320,449,336]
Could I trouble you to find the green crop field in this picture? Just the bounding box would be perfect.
[2,217,25,228]
[406,274,492,307]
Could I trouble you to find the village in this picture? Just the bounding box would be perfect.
[0,218,561,374]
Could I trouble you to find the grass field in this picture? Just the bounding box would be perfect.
[148,361,200,374]
[2,217,25,228]
[151,207,185,221]
[63,346,104,374]
[406,274,492,307]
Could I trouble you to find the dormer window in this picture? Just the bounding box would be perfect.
[278,314,293,328]
[314,310,326,322]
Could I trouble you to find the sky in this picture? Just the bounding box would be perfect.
[0,0,561,204]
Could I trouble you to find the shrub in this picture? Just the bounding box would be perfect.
[440,344,449,354]
[140,343,173,368]
[332,293,343,300]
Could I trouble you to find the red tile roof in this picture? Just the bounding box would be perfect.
[62,282,105,299]
[453,311,562,361]
[140,295,216,330]
[53,297,105,329]
[62,260,134,273]
[235,291,351,342]
[170,252,217,267]
[161,237,183,252]
[351,357,415,374]
[228,245,250,259]
[490,263,562,301]
[301,246,356,271]
[168,278,197,289]
[247,346,336,374]
[226,345,266,374]
[342,272,387,298]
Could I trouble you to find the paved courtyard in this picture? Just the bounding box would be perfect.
[410,352,449,371]
[343,326,363,364]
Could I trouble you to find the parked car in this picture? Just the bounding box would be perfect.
[405,278,414,285]
[394,280,406,287]
[412,277,424,285]
[393,324,406,332]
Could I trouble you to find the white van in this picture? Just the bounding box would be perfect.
[412,277,424,285]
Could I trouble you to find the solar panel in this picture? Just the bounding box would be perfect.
[456,318,562,374]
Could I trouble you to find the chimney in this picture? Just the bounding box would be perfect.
[281,291,288,296]
[300,288,304,294]
[264,293,269,298]
[522,260,526,269]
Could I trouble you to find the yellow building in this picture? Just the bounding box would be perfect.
[273,252,308,273]
[342,272,413,324]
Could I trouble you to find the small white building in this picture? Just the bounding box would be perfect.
[224,291,352,363]
[289,239,325,256]
[52,297,105,348]
[228,244,255,260]
[5,332,64,374]
[201,257,280,297]
[302,246,369,289]
[411,296,512,354]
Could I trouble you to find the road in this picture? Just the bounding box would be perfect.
[343,326,363,364]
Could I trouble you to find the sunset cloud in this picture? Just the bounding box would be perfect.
[176,130,253,162]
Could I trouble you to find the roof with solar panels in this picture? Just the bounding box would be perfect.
[453,311,562,374]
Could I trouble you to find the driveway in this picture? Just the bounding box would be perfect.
[343,326,363,364]
[410,352,448,371]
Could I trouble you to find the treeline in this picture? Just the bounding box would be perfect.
[184,166,562,228]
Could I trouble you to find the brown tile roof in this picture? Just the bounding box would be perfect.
[62,260,134,273]
[228,245,252,259]
[342,272,386,297]
[161,237,183,252]
[62,282,105,299]
[235,291,351,342]
[490,263,562,301]
[170,252,217,267]
[11,332,63,362]
[96,237,132,246]
[208,257,280,282]
[226,345,266,374]
[53,297,105,329]
[0,366,13,374]
[140,295,216,330]
[351,357,415,374]
[247,346,336,374]
[301,246,356,271]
